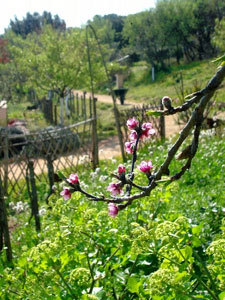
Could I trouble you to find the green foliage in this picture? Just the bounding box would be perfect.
[88,14,126,60]
[22,26,87,97]
[126,59,225,102]
[213,16,225,53]
[1,25,108,101]
[0,131,224,299]
[122,0,225,69]
[0,31,29,101]
[9,11,66,38]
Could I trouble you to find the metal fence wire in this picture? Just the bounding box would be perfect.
[40,91,93,126]
[119,100,165,144]
[0,119,94,196]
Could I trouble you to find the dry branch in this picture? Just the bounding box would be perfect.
[69,65,225,209]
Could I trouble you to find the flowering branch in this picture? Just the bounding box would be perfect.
[59,65,225,217]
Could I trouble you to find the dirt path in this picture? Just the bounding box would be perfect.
[4,93,181,182]
[76,90,182,159]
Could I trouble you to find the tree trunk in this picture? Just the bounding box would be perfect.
[0,176,12,261]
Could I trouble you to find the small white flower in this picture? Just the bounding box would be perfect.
[95,168,100,173]
[90,172,96,178]
[39,208,47,216]
[99,175,108,182]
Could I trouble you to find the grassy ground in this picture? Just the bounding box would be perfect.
[7,100,48,131]
[7,99,116,139]
[1,130,224,299]
[125,59,225,103]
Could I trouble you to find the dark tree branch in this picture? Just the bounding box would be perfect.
[64,65,225,211]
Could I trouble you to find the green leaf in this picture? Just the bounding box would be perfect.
[192,224,203,235]
[146,110,162,117]
[115,272,126,284]
[219,292,225,300]
[127,276,141,293]
[212,54,225,64]
[60,252,70,269]
[184,245,193,259]
[191,236,202,247]
[17,257,27,268]
[57,170,66,180]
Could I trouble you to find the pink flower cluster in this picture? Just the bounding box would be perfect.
[125,117,155,154]
[138,160,153,174]
[117,164,126,175]
[108,203,118,217]
[127,117,139,130]
[141,123,155,138]
[67,173,79,184]
[125,141,135,154]
[60,173,79,200]
[60,187,71,201]
[107,182,123,196]
[107,164,126,197]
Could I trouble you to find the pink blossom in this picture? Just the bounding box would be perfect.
[60,187,71,200]
[138,160,154,173]
[108,203,119,217]
[125,141,135,154]
[141,122,156,139]
[127,117,139,130]
[67,173,79,184]
[129,130,138,141]
[118,164,126,175]
[107,182,123,196]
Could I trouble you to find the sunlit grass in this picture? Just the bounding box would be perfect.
[126,58,225,103]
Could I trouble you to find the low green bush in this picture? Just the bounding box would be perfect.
[0,131,224,299]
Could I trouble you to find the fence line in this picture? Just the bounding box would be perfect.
[0,118,95,196]
[40,91,93,125]
[118,100,165,148]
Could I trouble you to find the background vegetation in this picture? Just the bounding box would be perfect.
[0,0,225,299]
[0,0,225,102]
[1,131,224,299]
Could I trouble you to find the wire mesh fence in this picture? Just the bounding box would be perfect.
[40,91,94,126]
[118,100,165,144]
[0,118,94,196]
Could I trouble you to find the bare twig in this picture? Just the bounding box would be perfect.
[64,65,225,210]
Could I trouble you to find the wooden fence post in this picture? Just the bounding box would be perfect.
[81,95,84,118]
[46,155,54,204]
[83,91,87,120]
[92,97,99,169]
[72,94,75,115]
[89,96,92,118]
[48,99,53,124]
[0,175,12,261]
[160,99,166,141]
[28,161,41,232]
[3,128,9,196]
[114,102,126,162]
[54,105,57,126]
[60,97,64,126]
[76,93,79,118]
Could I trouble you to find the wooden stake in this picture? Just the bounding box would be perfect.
[0,175,12,261]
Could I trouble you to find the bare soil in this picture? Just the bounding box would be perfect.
[76,90,182,159]
[4,93,182,181]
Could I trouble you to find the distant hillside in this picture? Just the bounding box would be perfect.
[125,59,225,103]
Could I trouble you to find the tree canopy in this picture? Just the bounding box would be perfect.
[1,1,225,101]
[9,11,66,38]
